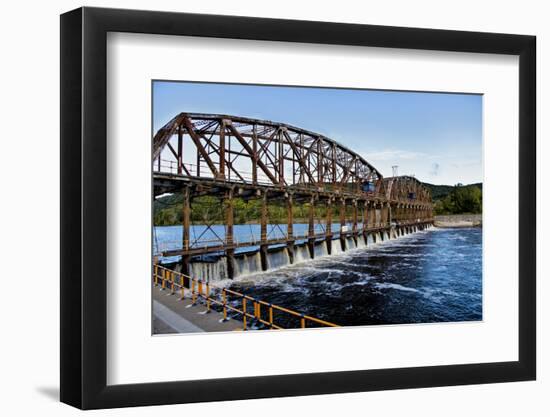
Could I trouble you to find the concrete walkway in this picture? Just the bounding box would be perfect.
[152,286,242,334]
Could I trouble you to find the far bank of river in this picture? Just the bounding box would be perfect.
[434,214,482,228]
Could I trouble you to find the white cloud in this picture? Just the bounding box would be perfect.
[364,148,437,161]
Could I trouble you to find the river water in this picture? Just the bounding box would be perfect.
[154,223,350,254]
[229,227,482,326]
[154,225,482,327]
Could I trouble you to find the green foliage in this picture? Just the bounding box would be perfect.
[153,193,182,226]
[154,182,483,225]
[153,193,321,226]
[427,183,483,215]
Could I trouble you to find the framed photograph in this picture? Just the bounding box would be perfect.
[60,6,536,409]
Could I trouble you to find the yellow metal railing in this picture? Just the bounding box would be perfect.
[153,264,339,331]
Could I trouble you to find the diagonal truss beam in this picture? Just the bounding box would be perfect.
[227,123,279,185]
[182,116,221,179]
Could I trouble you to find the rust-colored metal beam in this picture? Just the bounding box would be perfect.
[287,194,294,240]
[225,188,234,246]
[182,116,221,179]
[283,130,317,186]
[182,186,191,251]
[219,120,226,177]
[227,124,279,185]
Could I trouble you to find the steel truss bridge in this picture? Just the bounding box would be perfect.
[153,113,434,278]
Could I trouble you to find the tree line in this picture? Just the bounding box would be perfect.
[153,194,325,226]
[154,182,482,226]
[425,183,482,215]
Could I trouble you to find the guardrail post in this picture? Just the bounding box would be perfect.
[179,273,185,300]
[254,301,260,322]
[155,266,340,330]
[206,282,211,313]
[222,289,228,321]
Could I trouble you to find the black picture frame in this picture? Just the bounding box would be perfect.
[60,6,536,410]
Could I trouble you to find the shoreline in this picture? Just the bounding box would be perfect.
[434,214,482,228]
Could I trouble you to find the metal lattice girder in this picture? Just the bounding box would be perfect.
[153,113,383,187]
[382,175,432,206]
[153,113,432,209]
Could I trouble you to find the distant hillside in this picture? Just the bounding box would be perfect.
[422,182,482,215]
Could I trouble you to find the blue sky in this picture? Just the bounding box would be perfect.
[153,81,482,186]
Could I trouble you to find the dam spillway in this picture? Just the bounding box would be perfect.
[157,223,434,283]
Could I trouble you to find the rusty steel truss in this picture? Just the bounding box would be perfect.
[153,113,434,278]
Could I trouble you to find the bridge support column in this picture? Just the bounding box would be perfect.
[260,190,269,271]
[367,201,375,241]
[339,198,346,251]
[396,204,400,226]
[381,202,388,228]
[362,200,369,243]
[307,195,316,259]
[225,188,235,279]
[181,186,191,276]
[352,199,358,246]
[286,193,295,264]
[325,198,333,255]
[377,202,384,240]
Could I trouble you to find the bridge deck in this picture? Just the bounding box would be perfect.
[154,172,431,209]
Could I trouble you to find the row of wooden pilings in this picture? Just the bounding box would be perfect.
[179,186,433,279]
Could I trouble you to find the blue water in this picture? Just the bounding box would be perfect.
[154,222,352,258]
[228,227,482,327]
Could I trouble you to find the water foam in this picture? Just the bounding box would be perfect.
[374,282,420,293]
